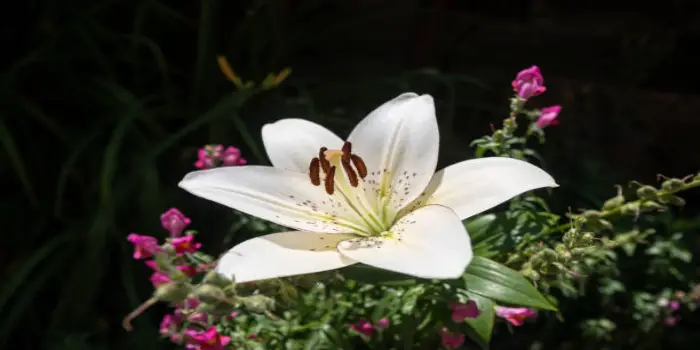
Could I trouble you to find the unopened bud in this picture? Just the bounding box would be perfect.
[582,210,602,220]
[154,283,191,303]
[203,271,235,288]
[192,284,225,303]
[640,200,665,212]
[602,185,625,211]
[521,268,540,281]
[659,195,685,207]
[492,130,505,143]
[240,294,275,313]
[661,178,684,192]
[620,202,640,216]
[636,186,658,200]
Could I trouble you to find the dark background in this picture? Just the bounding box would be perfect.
[2,0,700,349]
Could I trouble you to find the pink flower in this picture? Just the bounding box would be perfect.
[160,208,192,237]
[127,234,159,259]
[512,65,546,99]
[195,145,223,170]
[185,326,231,350]
[495,306,537,326]
[664,315,681,327]
[376,317,390,329]
[450,300,481,322]
[221,146,247,166]
[172,234,202,255]
[145,260,198,286]
[160,314,185,343]
[668,300,681,312]
[349,319,374,338]
[536,105,561,128]
[440,328,465,349]
[150,271,171,286]
[247,333,258,339]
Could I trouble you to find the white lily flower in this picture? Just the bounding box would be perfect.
[179,93,557,283]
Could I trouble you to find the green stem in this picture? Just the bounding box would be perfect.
[521,178,700,247]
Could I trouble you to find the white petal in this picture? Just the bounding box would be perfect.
[347,93,439,214]
[215,231,357,283]
[337,205,472,279]
[406,157,558,220]
[179,166,368,233]
[262,118,344,172]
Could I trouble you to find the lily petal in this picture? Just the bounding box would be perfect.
[347,93,439,215]
[406,157,557,220]
[179,166,368,233]
[262,118,344,172]
[337,205,472,279]
[215,231,357,283]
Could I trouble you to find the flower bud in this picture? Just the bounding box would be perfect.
[192,284,225,303]
[659,195,685,207]
[196,301,236,315]
[492,130,505,143]
[661,178,684,192]
[240,294,275,313]
[602,185,625,211]
[154,283,191,303]
[640,200,665,212]
[620,202,640,216]
[636,186,658,200]
[203,271,235,288]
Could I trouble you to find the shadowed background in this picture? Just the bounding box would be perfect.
[2,0,700,349]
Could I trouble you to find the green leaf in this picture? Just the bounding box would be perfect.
[462,292,495,349]
[464,214,497,244]
[464,256,556,310]
[340,264,418,286]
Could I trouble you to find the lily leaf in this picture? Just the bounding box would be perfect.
[464,256,556,310]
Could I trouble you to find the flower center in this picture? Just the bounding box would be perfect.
[307,141,391,236]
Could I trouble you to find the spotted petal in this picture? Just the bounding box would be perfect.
[406,157,558,220]
[262,118,344,172]
[337,204,472,279]
[347,93,440,216]
[215,231,357,283]
[179,166,368,234]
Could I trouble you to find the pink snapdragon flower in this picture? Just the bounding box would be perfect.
[171,234,202,255]
[349,319,374,338]
[536,105,561,128]
[160,208,192,237]
[495,306,537,326]
[185,326,231,350]
[512,65,546,99]
[221,146,247,166]
[127,233,159,259]
[195,144,247,169]
[376,317,390,329]
[440,328,465,349]
[449,300,481,322]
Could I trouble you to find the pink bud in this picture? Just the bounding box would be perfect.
[349,319,374,338]
[440,328,465,349]
[376,317,390,329]
[160,208,191,237]
[449,300,481,322]
[536,105,561,128]
[127,234,159,259]
[668,300,681,312]
[221,146,247,166]
[495,306,537,326]
[664,315,681,327]
[150,271,171,286]
[512,65,546,99]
